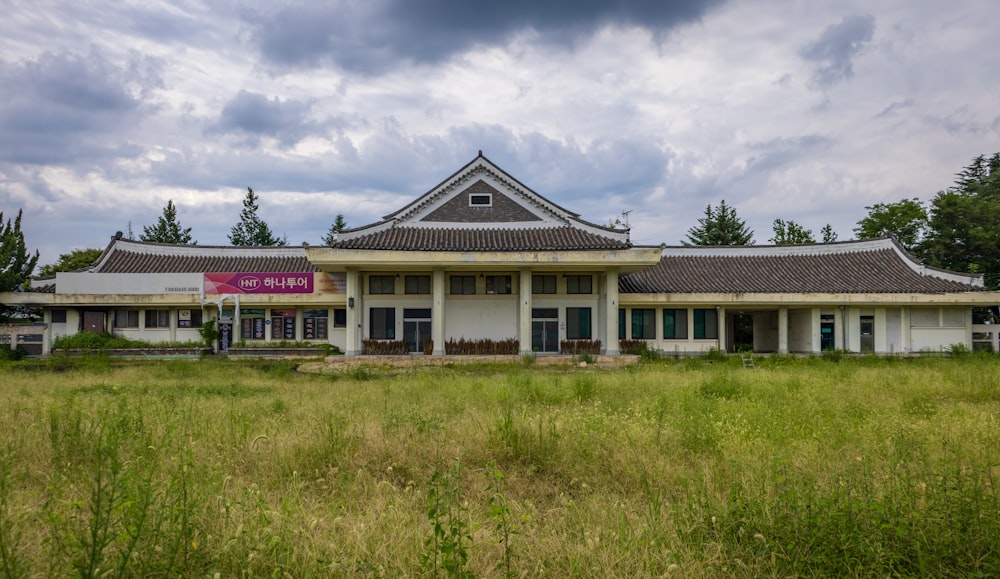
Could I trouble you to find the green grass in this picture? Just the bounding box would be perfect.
[1,354,998,577]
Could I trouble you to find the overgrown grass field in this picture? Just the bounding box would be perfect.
[1,354,998,577]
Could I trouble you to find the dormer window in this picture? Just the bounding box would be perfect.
[469,193,492,207]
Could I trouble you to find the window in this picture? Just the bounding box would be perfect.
[631,308,656,340]
[369,275,396,295]
[51,309,67,324]
[271,310,296,340]
[911,309,939,327]
[565,275,592,294]
[619,308,626,340]
[114,310,138,328]
[469,193,492,207]
[450,275,476,295]
[144,310,170,329]
[333,308,347,328]
[662,309,688,339]
[240,308,266,340]
[405,275,431,294]
[485,275,512,295]
[303,309,328,340]
[693,309,718,339]
[566,307,592,340]
[370,307,396,340]
[177,309,203,328]
[533,274,556,294]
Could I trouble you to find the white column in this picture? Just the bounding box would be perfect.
[900,307,911,353]
[345,268,361,355]
[811,308,821,353]
[603,270,620,355]
[432,269,446,355]
[875,307,887,353]
[778,307,788,355]
[717,306,727,353]
[518,268,532,355]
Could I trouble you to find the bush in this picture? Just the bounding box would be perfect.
[362,340,408,355]
[559,339,601,355]
[445,338,518,355]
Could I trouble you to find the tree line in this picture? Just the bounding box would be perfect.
[683,153,1000,290]
[2,153,999,306]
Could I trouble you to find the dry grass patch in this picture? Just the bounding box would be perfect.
[0,354,998,576]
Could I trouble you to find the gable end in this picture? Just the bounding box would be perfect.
[420,180,542,224]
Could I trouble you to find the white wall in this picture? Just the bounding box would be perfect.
[788,309,814,353]
[446,298,518,341]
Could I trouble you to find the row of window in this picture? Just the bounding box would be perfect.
[114,309,204,329]
[111,308,348,341]
[368,306,595,340]
[368,274,594,295]
[620,308,719,340]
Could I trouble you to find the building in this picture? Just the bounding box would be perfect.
[3,153,998,356]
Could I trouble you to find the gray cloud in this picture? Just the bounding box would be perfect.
[206,90,322,146]
[0,48,162,165]
[800,14,875,90]
[248,0,726,74]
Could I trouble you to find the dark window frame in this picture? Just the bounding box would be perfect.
[631,308,656,340]
[404,275,431,295]
[565,275,593,295]
[532,274,557,294]
[485,275,512,295]
[662,308,688,340]
[566,307,592,340]
[370,307,396,340]
[693,308,719,340]
[450,275,476,295]
[369,275,396,295]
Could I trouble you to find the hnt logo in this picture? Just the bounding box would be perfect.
[238,277,261,290]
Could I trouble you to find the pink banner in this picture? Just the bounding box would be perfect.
[204,272,314,294]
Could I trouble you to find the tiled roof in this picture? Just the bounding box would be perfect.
[620,245,983,294]
[330,226,631,251]
[91,241,317,274]
[96,250,317,273]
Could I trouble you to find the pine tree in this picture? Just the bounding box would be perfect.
[684,200,754,245]
[0,209,39,293]
[322,214,348,245]
[141,200,195,244]
[228,187,284,246]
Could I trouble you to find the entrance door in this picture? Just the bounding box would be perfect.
[820,314,835,351]
[531,308,559,353]
[860,316,875,353]
[82,311,105,333]
[403,308,432,353]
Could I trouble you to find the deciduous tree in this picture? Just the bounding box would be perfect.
[853,198,927,249]
[769,219,815,245]
[37,248,103,277]
[684,200,754,246]
[920,153,1000,289]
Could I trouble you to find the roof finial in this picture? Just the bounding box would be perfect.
[478,149,483,157]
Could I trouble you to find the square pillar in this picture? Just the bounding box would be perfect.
[345,268,361,355]
[602,270,620,355]
[778,307,788,355]
[717,306,727,353]
[518,268,533,355]
[432,269,446,355]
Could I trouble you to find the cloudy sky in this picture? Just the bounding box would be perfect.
[2,0,997,265]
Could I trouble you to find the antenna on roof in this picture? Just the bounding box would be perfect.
[621,210,632,228]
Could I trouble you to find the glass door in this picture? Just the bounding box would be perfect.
[531,308,559,353]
